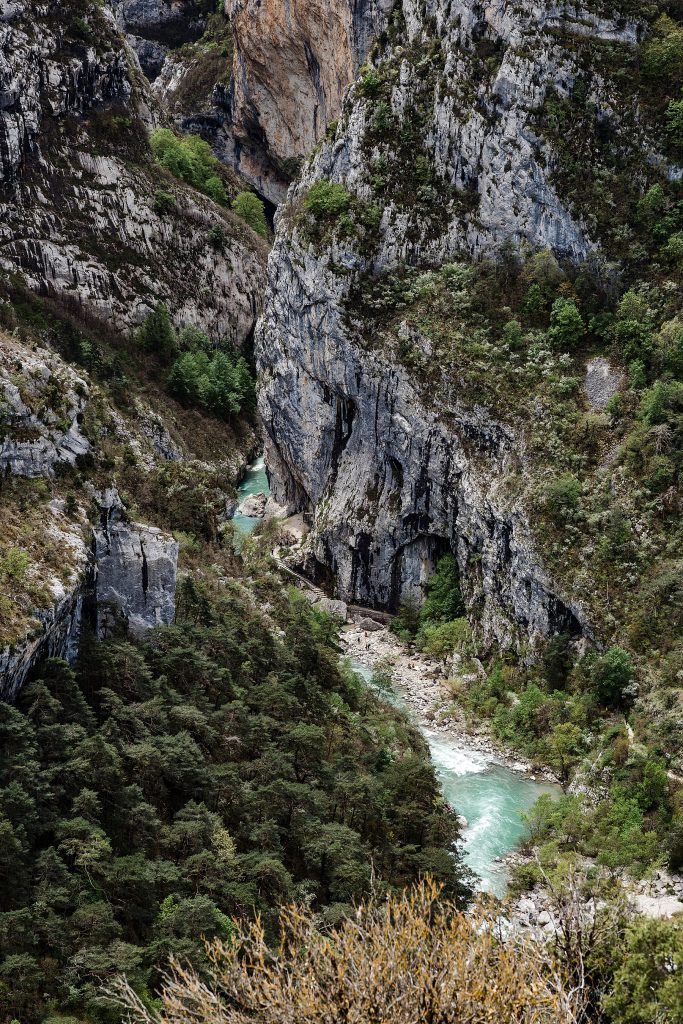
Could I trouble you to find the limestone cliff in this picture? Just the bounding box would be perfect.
[224,0,394,203]
[93,488,178,638]
[0,0,265,341]
[0,503,89,702]
[0,334,91,477]
[0,329,208,700]
[145,0,391,205]
[110,0,208,79]
[259,245,590,650]
[257,0,672,653]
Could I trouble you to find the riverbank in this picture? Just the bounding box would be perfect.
[340,623,555,784]
[234,462,683,915]
[340,622,560,896]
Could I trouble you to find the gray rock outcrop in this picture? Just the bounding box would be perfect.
[313,597,349,621]
[109,0,207,78]
[0,484,180,701]
[256,0,651,650]
[0,336,91,478]
[0,329,186,699]
[237,491,267,518]
[584,358,624,412]
[0,0,266,341]
[94,489,179,637]
[0,507,89,702]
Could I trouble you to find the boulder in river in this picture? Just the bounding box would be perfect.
[238,492,268,518]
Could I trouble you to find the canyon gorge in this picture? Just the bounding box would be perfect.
[0,1,682,1022]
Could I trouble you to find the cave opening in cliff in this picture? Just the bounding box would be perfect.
[388,534,456,614]
[257,189,278,231]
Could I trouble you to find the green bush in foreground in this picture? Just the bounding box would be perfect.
[603,918,683,1024]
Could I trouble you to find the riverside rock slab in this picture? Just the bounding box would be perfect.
[238,491,268,518]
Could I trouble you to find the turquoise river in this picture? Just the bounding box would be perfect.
[235,456,557,897]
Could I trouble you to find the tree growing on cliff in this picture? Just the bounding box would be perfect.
[232,191,268,237]
[304,180,352,220]
[138,303,178,363]
[590,647,636,709]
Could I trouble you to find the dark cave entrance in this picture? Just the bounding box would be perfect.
[258,190,278,231]
[388,533,455,613]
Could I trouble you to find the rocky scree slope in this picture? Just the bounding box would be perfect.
[257,0,678,653]
[0,0,266,341]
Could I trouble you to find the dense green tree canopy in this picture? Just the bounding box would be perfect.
[0,584,468,1023]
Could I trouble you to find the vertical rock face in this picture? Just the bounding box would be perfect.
[0,1,131,187]
[258,249,589,651]
[0,333,182,701]
[257,0,650,650]
[225,0,394,202]
[0,489,180,700]
[93,490,179,638]
[0,514,89,702]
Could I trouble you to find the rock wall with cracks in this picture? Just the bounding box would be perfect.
[109,0,208,79]
[0,517,89,702]
[259,248,591,652]
[0,0,266,341]
[257,0,650,650]
[0,334,183,701]
[93,489,179,640]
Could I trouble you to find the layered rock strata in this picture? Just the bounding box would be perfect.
[0,0,265,340]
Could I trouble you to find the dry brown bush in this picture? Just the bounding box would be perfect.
[107,879,577,1023]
